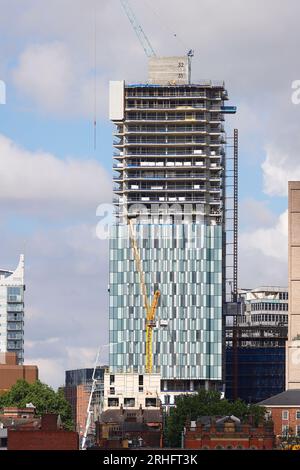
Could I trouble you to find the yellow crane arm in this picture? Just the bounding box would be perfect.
[127,218,149,312]
[127,215,160,374]
[147,290,160,322]
[145,290,160,374]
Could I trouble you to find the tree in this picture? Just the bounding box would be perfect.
[165,390,266,447]
[0,380,73,430]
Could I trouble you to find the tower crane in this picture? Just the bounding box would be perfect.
[120,0,156,58]
[127,214,160,374]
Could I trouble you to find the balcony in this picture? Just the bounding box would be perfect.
[121,138,208,146]
[7,324,23,331]
[126,91,208,98]
[126,150,210,157]
[113,173,208,181]
[125,126,207,134]
[114,162,209,170]
[125,103,207,111]
[115,185,208,193]
[7,295,23,303]
[125,114,207,122]
[7,333,23,340]
[114,195,208,204]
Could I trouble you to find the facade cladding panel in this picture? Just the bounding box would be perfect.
[109,224,222,380]
[109,61,230,385]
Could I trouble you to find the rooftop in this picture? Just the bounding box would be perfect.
[240,286,288,293]
[259,389,300,406]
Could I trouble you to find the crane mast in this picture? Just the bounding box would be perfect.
[120,0,156,58]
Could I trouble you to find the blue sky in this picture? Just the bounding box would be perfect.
[0,0,299,387]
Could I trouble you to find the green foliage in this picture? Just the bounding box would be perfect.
[0,380,73,430]
[165,390,266,447]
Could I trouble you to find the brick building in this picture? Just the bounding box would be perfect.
[64,383,90,435]
[64,367,105,437]
[0,352,38,394]
[0,406,40,450]
[7,413,79,450]
[259,389,300,439]
[97,407,163,449]
[184,416,275,450]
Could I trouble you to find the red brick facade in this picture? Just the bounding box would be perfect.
[8,429,79,450]
[64,384,90,435]
[0,353,38,393]
[184,417,275,450]
[264,407,300,438]
[6,413,79,450]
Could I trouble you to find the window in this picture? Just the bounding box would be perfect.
[124,398,135,407]
[110,375,115,385]
[297,425,300,436]
[282,424,289,436]
[145,398,157,407]
[282,410,289,420]
[108,398,119,407]
[139,374,143,392]
[297,411,300,420]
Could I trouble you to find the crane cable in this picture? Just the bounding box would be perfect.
[143,0,189,53]
[93,0,97,151]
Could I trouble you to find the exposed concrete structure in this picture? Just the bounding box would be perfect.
[148,56,190,85]
[103,372,161,411]
[287,182,300,389]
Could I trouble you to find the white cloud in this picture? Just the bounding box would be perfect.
[240,210,288,261]
[239,210,288,287]
[13,42,74,114]
[26,358,66,389]
[0,134,111,215]
[12,40,108,117]
[239,198,277,230]
[26,346,101,390]
[262,144,300,197]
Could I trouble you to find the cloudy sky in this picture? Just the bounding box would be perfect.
[0,0,298,388]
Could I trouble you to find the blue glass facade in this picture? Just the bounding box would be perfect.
[226,347,286,403]
[109,223,223,380]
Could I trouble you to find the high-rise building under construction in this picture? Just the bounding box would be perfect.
[109,57,236,395]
